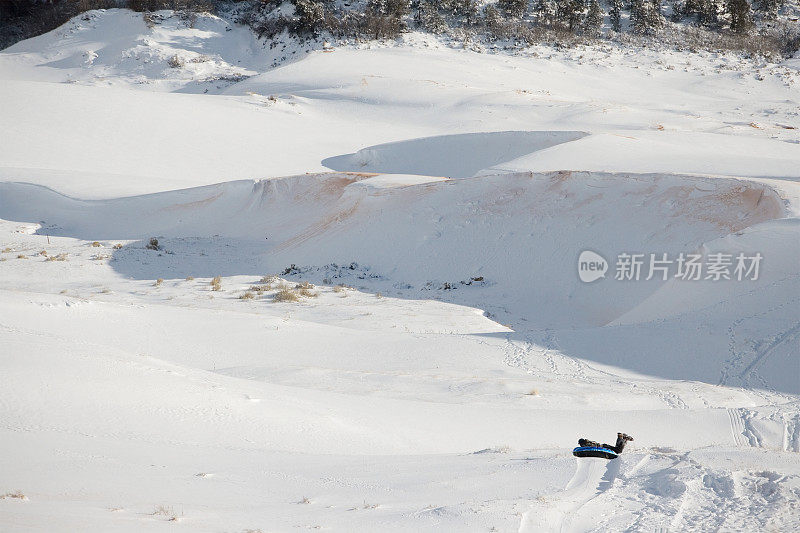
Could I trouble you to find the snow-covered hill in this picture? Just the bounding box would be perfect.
[0,8,798,532]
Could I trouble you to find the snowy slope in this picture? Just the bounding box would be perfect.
[1,10,799,197]
[1,8,799,533]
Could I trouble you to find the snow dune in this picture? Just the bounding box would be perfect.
[2,9,799,199]
[1,168,796,396]
[1,8,800,532]
[321,130,588,177]
[0,170,787,328]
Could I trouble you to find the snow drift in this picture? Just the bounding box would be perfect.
[321,131,588,178]
[1,169,796,395]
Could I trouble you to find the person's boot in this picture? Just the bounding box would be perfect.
[614,433,634,453]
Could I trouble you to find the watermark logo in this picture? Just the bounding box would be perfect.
[578,250,763,282]
[578,250,608,283]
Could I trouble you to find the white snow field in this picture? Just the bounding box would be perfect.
[1,8,799,533]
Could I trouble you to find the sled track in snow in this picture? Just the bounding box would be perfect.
[728,408,749,447]
[519,457,619,533]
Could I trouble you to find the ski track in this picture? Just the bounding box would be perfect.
[728,408,749,447]
[784,411,800,452]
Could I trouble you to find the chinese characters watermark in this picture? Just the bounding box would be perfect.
[579,251,762,283]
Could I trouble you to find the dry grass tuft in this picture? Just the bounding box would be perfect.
[273,286,300,302]
[1,247,12,253]
[375,292,383,299]
[91,241,102,247]
[185,276,195,281]
[152,504,178,521]
[249,284,271,294]
[113,243,123,250]
[16,254,27,259]
[46,253,69,262]
[154,278,164,287]
[38,250,48,256]
[239,291,255,300]
[1,491,27,500]
[526,389,540,396]
[210,276,222,291]
[259,275,278,284]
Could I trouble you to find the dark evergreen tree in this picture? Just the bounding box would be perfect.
[609,0,623,30]
[670,0,685,21]
[727,0,752,32]
[630,0,663,33]
[695,0,721,26]
[498,0,528,18]
[755,0,779,19]
[417,0,447,32]
[484,2,504,28]
[368,0,410,17]
[292,0,325,34]
[451,0,480,23]
[557,0,585,31]
[585,0,603,35]
[533,0,559,25]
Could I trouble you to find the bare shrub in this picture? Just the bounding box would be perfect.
[299,287,318,297]
[273,286,300,302]
[239,291,255,300]
[146,238,160,251]
[185,275,195,281]
[113,243,123,250]
[362,11,405,39]
[151,504,179,521]
[259,275,278,284]
[249,284,271,293]
[167,54,185,68]
[210,276,222,291]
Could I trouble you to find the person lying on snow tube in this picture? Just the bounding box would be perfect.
[573,433,633,459]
